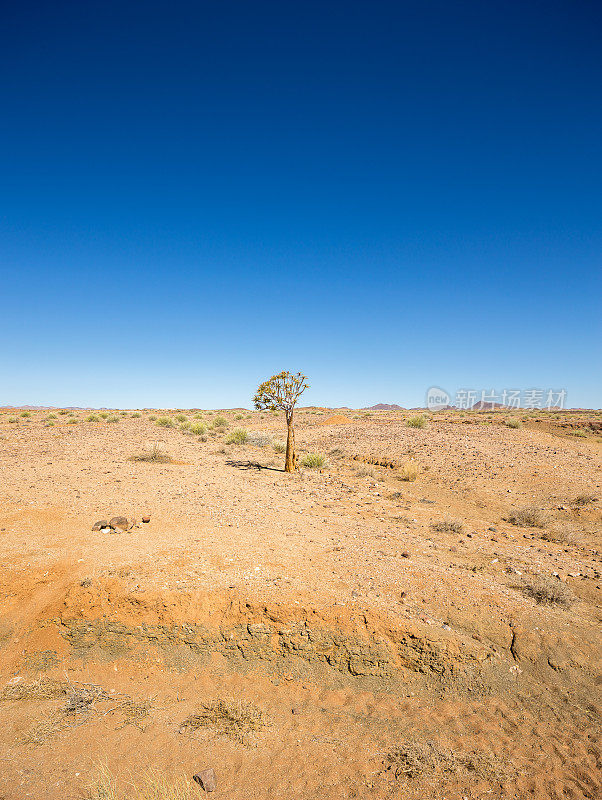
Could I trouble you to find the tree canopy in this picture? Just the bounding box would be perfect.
[254,371,309,418]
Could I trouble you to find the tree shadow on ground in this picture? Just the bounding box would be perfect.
[225,459,284,472]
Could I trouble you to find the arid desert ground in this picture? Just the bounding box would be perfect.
[0,407,601,799]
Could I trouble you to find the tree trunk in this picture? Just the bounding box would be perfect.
[284,412,295,472]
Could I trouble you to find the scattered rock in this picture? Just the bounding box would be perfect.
[193,768,216,792]
[91,520,109,531]
[142,515,151,523]
[400,551,410,558]
[109,516,135,531]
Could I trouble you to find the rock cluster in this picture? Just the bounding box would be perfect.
[91,516,137,533]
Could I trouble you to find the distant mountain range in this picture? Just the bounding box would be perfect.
[0,405,94,410]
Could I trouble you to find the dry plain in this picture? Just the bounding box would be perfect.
[0,407,601,800]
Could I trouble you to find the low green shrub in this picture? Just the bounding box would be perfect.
[407,415,427,429]
[225,428,249,444]
[302,453,326,468]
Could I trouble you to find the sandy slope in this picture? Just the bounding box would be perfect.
[0,409,600,799]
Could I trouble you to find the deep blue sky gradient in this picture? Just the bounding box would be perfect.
[1,1,601,408]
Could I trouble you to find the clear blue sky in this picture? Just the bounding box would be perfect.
[1,1,600,409]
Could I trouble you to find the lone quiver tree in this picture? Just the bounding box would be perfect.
[254,371,309,472]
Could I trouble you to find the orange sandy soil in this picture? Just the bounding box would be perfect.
[0,408,601,799]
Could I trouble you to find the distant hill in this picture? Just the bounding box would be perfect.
[367,403,405,411]
[470,401,508,411]
[1,405,99,411]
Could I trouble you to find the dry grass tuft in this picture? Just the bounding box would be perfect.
[540,525,578,545]
[430,519,464,534]
[63,682,112,714]
[85,764,119,800]
[132,770,199,800]
[0,676,67,702]
[180,698,268,745]
[114,698,153,731]
[384,738,510,782]
[572,493,598,507]
[85,764,197,800]
[506,506,547,528]
[302,453,326,469]
[2,678,152,744]
[130,444,173,463]
[516,575,573,607]
[399,461,419,481]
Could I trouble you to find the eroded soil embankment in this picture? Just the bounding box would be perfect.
[57,580,494,684]
[1,578,601,800]
[2,576,503,694]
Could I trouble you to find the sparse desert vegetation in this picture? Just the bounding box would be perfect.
[301,452,326,468]
[225,428,249,445]
[572,492,597,507]
[516,574,574,607]
[430,518,464,534]
[399,461,419,481]
[180,698,269,745]
[0,404,600,800]
[384,738,509,782]
[506,506,547,528]
[130,444,173,464]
